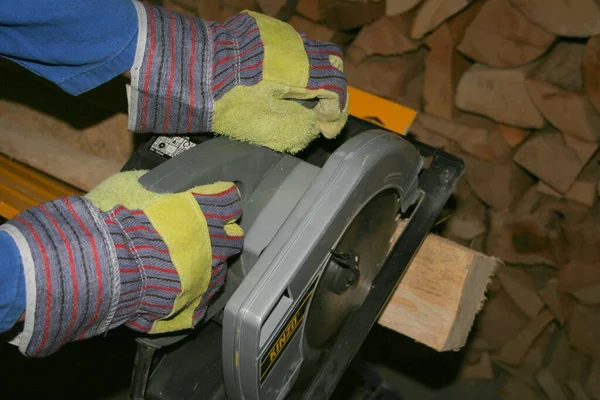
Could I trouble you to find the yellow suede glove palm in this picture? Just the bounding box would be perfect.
[86,171,243,334]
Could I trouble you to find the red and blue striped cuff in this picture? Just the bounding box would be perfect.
[3,197,120,357]
[2,185,244,356]
[126,2,265,134]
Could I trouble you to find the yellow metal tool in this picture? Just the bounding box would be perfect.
[347,86,416,136]
[0,154,81,219]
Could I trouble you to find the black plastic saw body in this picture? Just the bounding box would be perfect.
[121,116,464,400]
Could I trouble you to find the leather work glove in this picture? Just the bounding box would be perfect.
[126,3,348,154]
[0,171,243,357]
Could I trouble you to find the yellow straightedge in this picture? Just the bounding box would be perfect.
[347,86,417,136]
[0,154,81,220]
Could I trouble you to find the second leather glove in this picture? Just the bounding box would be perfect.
[126,2,348,153]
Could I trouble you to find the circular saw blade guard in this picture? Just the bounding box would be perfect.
[222,130,424,400]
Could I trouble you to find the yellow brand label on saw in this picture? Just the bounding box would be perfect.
[259,278,318,383]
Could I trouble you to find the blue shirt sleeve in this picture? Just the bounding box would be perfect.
[0,0,139,95]
[0,230,26,334]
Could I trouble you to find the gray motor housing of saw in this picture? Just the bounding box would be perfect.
[135,129,423,399]
[221,131,423,400]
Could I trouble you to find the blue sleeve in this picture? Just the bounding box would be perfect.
[0,231,26,334]
[0,0,139,95]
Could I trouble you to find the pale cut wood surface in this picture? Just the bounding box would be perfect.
[378,221,500,351]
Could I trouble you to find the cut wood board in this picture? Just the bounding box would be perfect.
[0,102,131,192]
[378,221,500,351]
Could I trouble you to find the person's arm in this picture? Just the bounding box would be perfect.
[0,231,26,334]
[0,0,138,95]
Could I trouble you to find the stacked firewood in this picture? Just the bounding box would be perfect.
[161,0,600,398]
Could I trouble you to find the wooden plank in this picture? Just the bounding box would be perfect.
[0,102,131,192]
[379,220,500,351]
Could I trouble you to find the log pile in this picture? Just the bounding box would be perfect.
[160,0,600,398]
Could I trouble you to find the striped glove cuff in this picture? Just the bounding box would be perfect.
[2,188,243,357]
[127,2,264,134]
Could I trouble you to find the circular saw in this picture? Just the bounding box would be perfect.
[121,116,464,400]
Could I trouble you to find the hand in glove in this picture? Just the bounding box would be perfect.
[1,171,242,357]
[126,3,348,153]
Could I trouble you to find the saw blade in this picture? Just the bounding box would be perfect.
[290,189,399,393]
